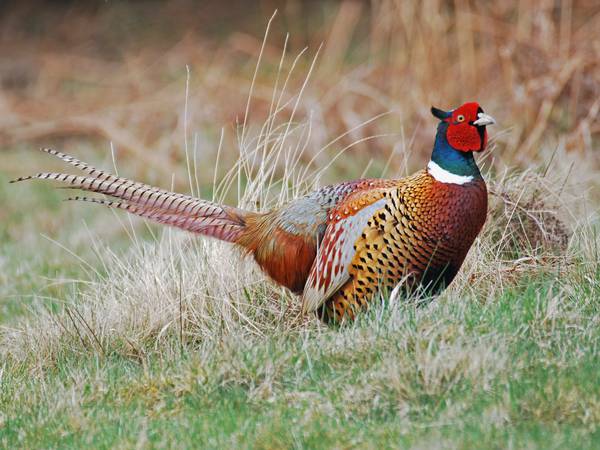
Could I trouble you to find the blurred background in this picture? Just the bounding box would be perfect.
[1,0,599,316]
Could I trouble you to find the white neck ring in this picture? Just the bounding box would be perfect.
[427,160,474,185]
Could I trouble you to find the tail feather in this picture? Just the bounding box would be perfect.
[66,195,246,242]
[39,147,113,177]
[11,149,251,243]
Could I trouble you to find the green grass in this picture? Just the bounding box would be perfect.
[0,167,164,322]
[2,153,600,448]
[2,261,599,448]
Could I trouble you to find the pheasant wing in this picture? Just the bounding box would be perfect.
[301,189,390,312]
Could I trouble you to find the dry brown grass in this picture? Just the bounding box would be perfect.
[0,100,582,374]
[1,0,595,373]
[1,1,599,188]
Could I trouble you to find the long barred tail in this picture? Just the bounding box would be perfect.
[10,148,251,243]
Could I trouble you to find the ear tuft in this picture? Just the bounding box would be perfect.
[431,106,451,120]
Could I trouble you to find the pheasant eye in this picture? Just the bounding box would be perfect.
[456,115,465,122]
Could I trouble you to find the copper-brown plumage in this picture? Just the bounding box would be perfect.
[12,102,495,323]
[314,171,487,321]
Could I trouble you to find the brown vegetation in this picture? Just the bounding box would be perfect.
[1,1,599,187]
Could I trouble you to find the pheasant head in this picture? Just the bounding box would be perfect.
[428,102,495,183]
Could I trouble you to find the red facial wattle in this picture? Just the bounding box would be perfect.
[444,102,489,153]
[446,122,486,152]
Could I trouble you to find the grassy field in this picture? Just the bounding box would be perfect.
[1,1,600,448]
[3,164,599,449]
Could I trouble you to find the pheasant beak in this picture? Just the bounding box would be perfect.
[473,112,496,126]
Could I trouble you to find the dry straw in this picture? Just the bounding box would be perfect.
[1,5,596,377]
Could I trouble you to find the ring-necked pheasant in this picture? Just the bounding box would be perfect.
[11,102,495,322]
